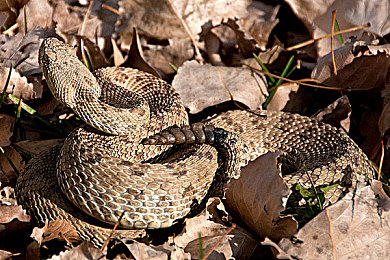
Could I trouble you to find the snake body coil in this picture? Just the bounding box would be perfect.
[15,38,375,247]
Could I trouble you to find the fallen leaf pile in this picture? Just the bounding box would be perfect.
[1,0,390,259]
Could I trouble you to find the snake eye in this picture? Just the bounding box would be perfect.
[45,50,57,61]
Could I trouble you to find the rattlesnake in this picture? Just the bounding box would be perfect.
[15,38,375,247]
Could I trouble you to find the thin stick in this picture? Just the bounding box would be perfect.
[201,224,236,260]
[167,0,202,61]
[102,4,120,15]
[2,23,19,36]
[246,65,346,91]
[286,23,370,51]
[331,11,337,76]
[101,211,126,252]
[378,140,385,180]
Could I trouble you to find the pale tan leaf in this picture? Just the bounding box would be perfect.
[116,0,250,49]
[173,198,258,259]
[143,39,194,74]
[0,187,30,223]
[172,61,267,114]
[237,2,279,51]
[0,114,13,147]
[0,67,35,100]
[0,204,30,223]
[51,0,82,35]
[111,37,125,67]
[267,83,299,111]
[285,0,390,57]
[278,180,390,259]
[16,0,53,34]
[0,249,14,259]
[225,152,298,241]
[120,239,168,260]
[31,218,81,245]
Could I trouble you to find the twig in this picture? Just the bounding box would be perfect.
[201,223,236,260]
[59,232,74,248]
[167,0,202,61]
[2,23,19,36]
[101,211,126,252]
[286,23,370,51]
[378,140,385,180]
[246,65,346,91]
[102,4,120,15]
[331,11,337,76]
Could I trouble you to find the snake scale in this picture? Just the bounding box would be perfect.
[15,38,375,247]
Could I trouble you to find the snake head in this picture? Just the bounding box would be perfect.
[38,37,100,109]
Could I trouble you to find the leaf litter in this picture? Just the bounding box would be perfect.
[0,0,390,259]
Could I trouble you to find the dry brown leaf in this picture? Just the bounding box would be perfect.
[0,187,30,223]
[278,179,390,259]
[379,80,390,137]
[220,3,279,56]
[172,61,267,114]
[116,0,250,49]
[173,198,258,259]
[31,218,81,245]
[312,40,390,91]
[313,95,351,132]
[0,0,27,30]
[0,27,53,78]
[81,1,118,42]
[0,114,14,147]
[313,40,387,88]
[120,239,169,260]
[0,67,36,100]
[238,2,279,51]
[49,241,106,260]
[0,204,30,223]
[225,152,297,241]
[0,249,14,259]
[285,0,390,57]
[112,37,125,67]
[26,241,41,260]
[143,38,194,75]
[16,0,53,34]
[267,83,300,111]
[0,146,24,185]
[122,28,160,78]
[371,180,390,211]
[80,39,111,70]
[14,139,64,156]
[51,0,82,35]
[312,41,390,141]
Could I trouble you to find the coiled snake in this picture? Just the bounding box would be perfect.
[15,38,375,247]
